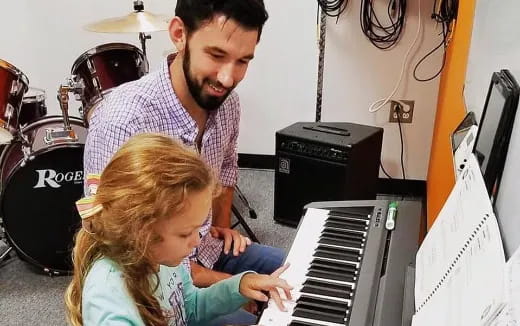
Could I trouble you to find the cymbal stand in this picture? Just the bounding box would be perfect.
[134,1,151,59]
[139,32,151,58]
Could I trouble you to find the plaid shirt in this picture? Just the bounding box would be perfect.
[83,55,241,270]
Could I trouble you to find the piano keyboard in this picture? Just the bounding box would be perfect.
[259,200,422,326]
[259,206,374,326]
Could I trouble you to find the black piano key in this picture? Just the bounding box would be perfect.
[327,214,368,224]
[328,213,370,223]
[319,235,363,248]
[325,220,367,232]
[314,245,361,261]
[321,228,365,243]
[288,321,324,326]
[292,295,349,324]
[329,206,373,219]
[311,258,358,272]
[301,278,353,299]
[293,307,346,325]
[322,227,365,241]
[307,265,356,283]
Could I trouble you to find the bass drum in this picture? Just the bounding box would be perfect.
[0,116,87,274]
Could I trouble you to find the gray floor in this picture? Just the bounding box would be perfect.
[0,169,297,326]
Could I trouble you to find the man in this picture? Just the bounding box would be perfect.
[83,0,284,293]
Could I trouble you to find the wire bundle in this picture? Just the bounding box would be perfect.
[413,0,458,82]
[317,0,349,19]
[360,0,407,50]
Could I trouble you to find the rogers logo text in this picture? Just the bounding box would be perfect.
[34,169,84,188]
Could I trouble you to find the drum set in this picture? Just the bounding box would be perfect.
[0,0,168,275]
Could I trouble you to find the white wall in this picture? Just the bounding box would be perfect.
[321,0,443,180]
[1,0,443,180]
[465,0,520,258]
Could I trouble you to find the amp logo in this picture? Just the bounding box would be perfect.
[279,158,290,174]
[34,169,84,188]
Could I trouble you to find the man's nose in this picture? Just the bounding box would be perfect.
[217,64,235,89]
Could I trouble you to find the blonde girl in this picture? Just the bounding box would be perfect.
[65,133,291,326]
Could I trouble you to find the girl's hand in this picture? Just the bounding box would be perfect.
[239,264,293,312]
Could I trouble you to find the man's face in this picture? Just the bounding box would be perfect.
[181,16,259,111]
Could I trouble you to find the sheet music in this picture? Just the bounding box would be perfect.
[485,245,520,326]
[412,155,506,326]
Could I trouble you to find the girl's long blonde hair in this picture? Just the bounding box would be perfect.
[65,133,215,326]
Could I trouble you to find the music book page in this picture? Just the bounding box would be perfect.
[412,155,506,326]
[485,245,520,326]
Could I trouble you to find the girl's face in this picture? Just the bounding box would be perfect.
[150,187,212,267]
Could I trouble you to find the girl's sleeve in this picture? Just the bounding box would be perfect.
[181,266,251,323]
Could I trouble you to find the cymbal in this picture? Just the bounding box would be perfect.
[85,11,171,33]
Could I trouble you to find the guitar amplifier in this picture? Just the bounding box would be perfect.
[274,122,383,226]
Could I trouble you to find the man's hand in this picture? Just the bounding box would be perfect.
[210,226,252,256]
[239,264,293,312]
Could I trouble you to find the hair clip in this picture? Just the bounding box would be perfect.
[76,174,103,234]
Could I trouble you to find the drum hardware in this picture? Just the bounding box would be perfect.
[55,80,82,143]
[0,246,12,262]
[0,219,13,265]
[19,144,34,167]
[139,30,152,58]
[84,0,170,58]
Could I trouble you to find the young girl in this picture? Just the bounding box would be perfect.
[65,133,292,326]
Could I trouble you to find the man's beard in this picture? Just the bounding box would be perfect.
[182,44,233,111]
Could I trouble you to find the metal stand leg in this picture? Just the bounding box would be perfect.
[235,185,258,219]
[231,204,260,243]
[0,246,12,262]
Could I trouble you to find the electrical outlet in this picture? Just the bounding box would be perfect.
[389,100,414,123]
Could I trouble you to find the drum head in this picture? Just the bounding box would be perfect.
[1,145,84,273]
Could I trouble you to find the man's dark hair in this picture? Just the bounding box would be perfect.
[175,0,269,42]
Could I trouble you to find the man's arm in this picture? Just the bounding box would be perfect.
[212,186,234,228]
[190,261,231,287]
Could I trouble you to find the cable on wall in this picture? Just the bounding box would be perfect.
[413,0,458,82]
[360,0,407,50]
[317,0,349,19]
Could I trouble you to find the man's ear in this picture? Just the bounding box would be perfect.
[169,17,187,52]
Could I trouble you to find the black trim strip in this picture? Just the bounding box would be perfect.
[238,153,426,197]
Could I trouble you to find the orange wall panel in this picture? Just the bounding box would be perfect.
[427,0,477,228]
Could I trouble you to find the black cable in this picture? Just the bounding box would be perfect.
[360,0,407,50]
[317,0,349,19]
[414,0,458,82]
[396,106,406,180]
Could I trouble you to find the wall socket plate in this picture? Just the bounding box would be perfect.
[389,100,414,123]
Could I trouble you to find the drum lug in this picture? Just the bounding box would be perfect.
[4,103,14,119]
[20,145,34,167]
[9,79,22,96]
[44,128,78,145]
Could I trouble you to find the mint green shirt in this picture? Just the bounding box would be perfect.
[82,258,249,325]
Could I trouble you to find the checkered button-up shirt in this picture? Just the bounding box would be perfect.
[84,55,241,270]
